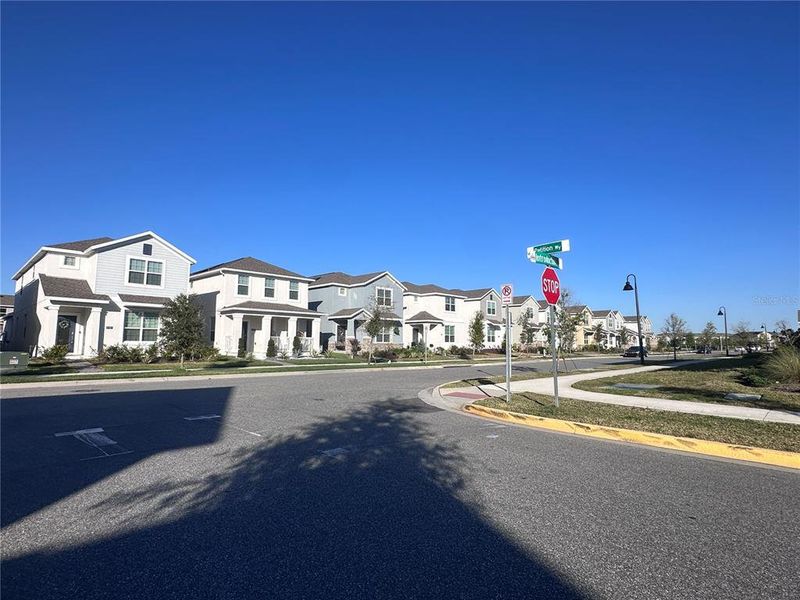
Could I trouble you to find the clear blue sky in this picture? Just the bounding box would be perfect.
[2,1,798,332]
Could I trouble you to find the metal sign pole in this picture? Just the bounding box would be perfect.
[551,304,559,407]
[505,305,511,403]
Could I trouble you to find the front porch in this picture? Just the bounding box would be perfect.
[221,307,321,358]
[42,300,106,358]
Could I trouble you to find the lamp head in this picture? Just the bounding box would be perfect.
[717,309,724,316]
[623,281,634,292]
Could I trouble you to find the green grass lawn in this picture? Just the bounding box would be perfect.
[440,363,649,389]
[476,392,800,453]
[573,355,800,412]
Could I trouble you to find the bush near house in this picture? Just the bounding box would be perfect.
[267,338,277,358]
[40,345,69,363]
[292,335,303,357]
[764,346,800,384]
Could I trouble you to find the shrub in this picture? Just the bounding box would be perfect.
[198,345,220,361]
[125,346,144,363]
[267,338,277,358]
[278,349,290,360]
[293,335,303,356]
[144,343,160,363]
[99,344,128,363]
[374,348,398,361]
[764,346,800,384]
[348,338,360,358]
[41,345,69,362]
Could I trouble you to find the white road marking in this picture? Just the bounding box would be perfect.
[321,447,349,457]
[486,434,500,439]
[184,415,222,421]
[55,427,104,437]
[225,423,263,437]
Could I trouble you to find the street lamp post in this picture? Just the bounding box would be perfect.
[623,274,645,365]
[717,307,729,356]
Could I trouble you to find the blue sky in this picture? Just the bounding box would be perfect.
[2,1,798,331]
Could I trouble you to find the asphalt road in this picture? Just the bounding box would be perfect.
[2,356,798,599]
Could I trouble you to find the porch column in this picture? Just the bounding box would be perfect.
[229,314,243,357]
[260,315,273,358]
[287,317,298,348]
[310,317,320,352]
[83,307,103,357]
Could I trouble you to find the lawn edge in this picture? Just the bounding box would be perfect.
[463,403,800,470]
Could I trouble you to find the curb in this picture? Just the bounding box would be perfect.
[463,403,800,470]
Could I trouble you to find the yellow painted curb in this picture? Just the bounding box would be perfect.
[463,404,800,470]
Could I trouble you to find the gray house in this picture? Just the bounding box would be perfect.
[308,271,406,350]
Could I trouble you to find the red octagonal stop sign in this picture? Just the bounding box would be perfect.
[541,267,560,305]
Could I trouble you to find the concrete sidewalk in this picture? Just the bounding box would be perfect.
[442,364,800,425]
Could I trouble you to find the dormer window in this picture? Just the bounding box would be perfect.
[143,243,153,256]
[338,287,347,296]
[63,256,77,267]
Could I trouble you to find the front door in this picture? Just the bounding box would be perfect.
[336,325,346,350]
[56,315,78,353]
[238,320,248,358]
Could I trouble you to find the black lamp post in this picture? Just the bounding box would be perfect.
[717,307,728,356]
[623,274,645,365]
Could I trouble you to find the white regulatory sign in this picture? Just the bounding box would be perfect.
[501,283,513,305]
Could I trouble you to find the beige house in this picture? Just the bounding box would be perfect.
[190,257,321,358]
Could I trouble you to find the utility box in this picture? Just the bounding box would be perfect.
[0,352,29,371]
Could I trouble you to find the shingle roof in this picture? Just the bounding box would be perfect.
[487,318,504,325]
[565,304,588,314]
[402,281,457,295]
[118,294,171,306]
[192,257,307,279]
[221,301,320,316]
[47,237,114,251]
[0,294,14,306]
[593,309,613,317]
[452,288,493,300]
[38,275,110,301]
[311,271,386,287]
[406,311,443,323]
[510,295,533,305]
[328,307,369,319]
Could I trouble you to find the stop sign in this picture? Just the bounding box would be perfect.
[541,267,560,305]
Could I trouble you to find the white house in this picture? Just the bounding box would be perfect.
[591,309,626,348]
[508,295,548,348]
[401,282,471,349]
[190,257,321,358]
[7,232,195,358]
[623,315,654,348]
[454,288,505,349]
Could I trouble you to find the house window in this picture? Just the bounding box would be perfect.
[237,274,249,296]
[265,278,275,298]
[338,287,347,297]
[445,296,455,312]
[289,281,299,300]
[143,243,153,256]
[376,287,392,307]
[376,327,391,343]
[63,256,77,267]
[487,300,497,316]
[123,311,159,342]
[487,327,496,343]
[445,325,455,344]
[607,317,614,329]
[128,258,163,286]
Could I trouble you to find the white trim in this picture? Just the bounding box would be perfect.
[191,268,314,283]
[124,255,166,290]
[375,286,393,308]
[13,248,83,281]
[403,291,468,300]
[89,231,196,264]
[62,256,79,269]
[338,287,347,296]
[220,307,320,317]
[308,271,407,291]
[48,296,109,305]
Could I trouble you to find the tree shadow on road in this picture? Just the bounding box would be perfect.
[3,397,587,599]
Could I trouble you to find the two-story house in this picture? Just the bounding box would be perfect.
[454,288,505,349]
[508,295,548,348]
[308,271,405,351]
[591,309,625,348]
[623,315,654,348]
[190,257,321,358]
[401,282,471,349]
[564,304,594,349]
[7,232,195,358]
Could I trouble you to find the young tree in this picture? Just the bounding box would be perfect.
[469,311,485,357]
[618,327,630,349]
[685,332,696,350]
[363,302,391,363]
[732,321,752,348]
[699,321,717,350]
[517,308,538,351]
[661,313,688,361]
[592,323,605,350]
[159,293,205,367]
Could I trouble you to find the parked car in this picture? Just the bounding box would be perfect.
[623,346,648,357]
[696,346,712,354]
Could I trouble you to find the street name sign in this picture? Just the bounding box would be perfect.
[530,252,563,270]
[530,239,570,255]
[541,268,561,305]
[501,283,513,305]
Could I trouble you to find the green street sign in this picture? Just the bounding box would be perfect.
[530,239,570,255]
[532,252,563,269]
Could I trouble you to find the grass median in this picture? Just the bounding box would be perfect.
[475,392,800,453]
[572,355,800,413]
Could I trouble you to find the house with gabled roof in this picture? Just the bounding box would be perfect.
[623,314,654,348]
[564,304,594,349]
[308,271,405,351]
[7,231,195,357]
[453,287,505,349]
[590,309,626,348]
[190,257,322,358]
[508,295,548,349]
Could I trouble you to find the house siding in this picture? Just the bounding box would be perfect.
[94,238,191,298]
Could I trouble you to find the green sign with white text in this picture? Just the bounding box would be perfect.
[532,252,562,269]
[531,240,570,255]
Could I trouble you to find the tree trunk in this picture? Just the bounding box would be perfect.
[180,353,185,368]
[672,342,677,361]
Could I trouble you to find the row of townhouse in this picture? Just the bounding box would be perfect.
[2,231,510,359]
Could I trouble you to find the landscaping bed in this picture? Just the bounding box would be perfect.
[475,392,800,453]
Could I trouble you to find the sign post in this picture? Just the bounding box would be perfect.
[541,267,561,407]
[501,284,513,403]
